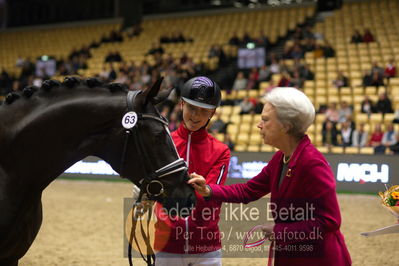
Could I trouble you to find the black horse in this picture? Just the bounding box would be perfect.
[0,77,196,265]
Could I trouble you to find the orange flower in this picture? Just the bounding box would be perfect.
[391,191,399,200]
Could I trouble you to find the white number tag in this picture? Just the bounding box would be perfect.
[122,112,138,129]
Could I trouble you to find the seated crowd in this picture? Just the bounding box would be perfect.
[0,22,398,155]
[320,98,399,154]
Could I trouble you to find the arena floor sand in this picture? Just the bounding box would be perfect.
[20,180,397,266]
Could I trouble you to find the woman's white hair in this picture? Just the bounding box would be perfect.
[265,87,315,137]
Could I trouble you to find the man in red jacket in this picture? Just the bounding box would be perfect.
[154,76,230,266]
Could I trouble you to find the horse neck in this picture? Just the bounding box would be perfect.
[0,88,127,192]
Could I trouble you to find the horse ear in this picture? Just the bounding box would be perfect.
[152,87,174,105]
[143,77,164,105]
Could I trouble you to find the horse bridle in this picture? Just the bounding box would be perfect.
[120,90,187,201]
[120,90,188,266]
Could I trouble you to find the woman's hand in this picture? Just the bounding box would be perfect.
[188,173,211,197]
[259,222,275,240]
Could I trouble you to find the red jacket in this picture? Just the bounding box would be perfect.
[210,136,351,266]
[154,124,230,254]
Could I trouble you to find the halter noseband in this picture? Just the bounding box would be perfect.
[120,90,187,201]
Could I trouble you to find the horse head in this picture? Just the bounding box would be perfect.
[94,78,196,216]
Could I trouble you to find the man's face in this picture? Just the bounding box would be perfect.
[181,101,215,132]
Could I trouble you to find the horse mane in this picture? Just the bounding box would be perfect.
[4,77,128,105]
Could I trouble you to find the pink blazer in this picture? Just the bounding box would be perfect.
[210,136,352,266]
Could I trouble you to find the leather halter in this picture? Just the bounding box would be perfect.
[122,90,188,266]
[120,90,187,200]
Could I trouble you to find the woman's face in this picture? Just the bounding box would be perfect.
[257,103,285,147]
[181,101,215,132]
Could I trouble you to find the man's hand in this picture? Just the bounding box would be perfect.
[188,172,211,197]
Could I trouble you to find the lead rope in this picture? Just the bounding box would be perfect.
[128,129,156,266]
[128,192,156,266]
[243,225,275,266]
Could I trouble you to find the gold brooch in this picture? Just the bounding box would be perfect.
[286,169,292,177]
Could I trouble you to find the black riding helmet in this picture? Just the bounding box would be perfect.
[181,76,221,109]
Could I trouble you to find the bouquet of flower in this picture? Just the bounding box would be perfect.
[379,185,399,218]
[361,185,399,237]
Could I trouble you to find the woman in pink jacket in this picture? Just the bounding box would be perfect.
[189,87,352,266]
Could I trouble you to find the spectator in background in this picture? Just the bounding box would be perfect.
[352,123,368,148]
[292,26,304,40]
[393,109,399,124]
[239,97,254,115]
[114,72,129,85]
[325,103,340,123]
[105,50,122,63]
[108,64,117,81]
[168,111,180,132]
[258,65,271,82]
[245,67,259,90]
[127,23,142,38]
[147,42,164,56]
[351,30,363,43]
[255,30,270,49]
[371,62,384,77]
[361,95,375,115]
[279,62,291,76]
[160,105,171,118]
[333,71,349,89]
[338,101,353,123]
[109,29,123,42]
[223,133,235,151]
[289,70,304,89]
[282,45,293,60]
[362,70,372,87]
[340,121,353,147]
[323,41,335,58]
[389,134,399,155]
[313,44,324,59]
[180,52,189,65]
[15,55,25,67]
[228,32,240,46]
[241,32,253,45]
[322,120,339,147]
[20,57,35,79]
[369,123,385,154]
[300,64,315,80]
[345,114,356,131]
[253,98,264,114]
[303,26,315,40]
[382,123,397,149]
[370,72,384,87]
[159,34,170,44]
[269,57,281,74]
[375,93,394,114]
[277,72,291,87]
[160,31,191,44]
[303,38,316,52]
[209,45,227,66]
[0,69,12,94]
[384,59,396,79]
[99,65,110,81]
[232,71,247,91]
[290,44,304,59]
[209,112,228,134]
[363,29,375,43]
